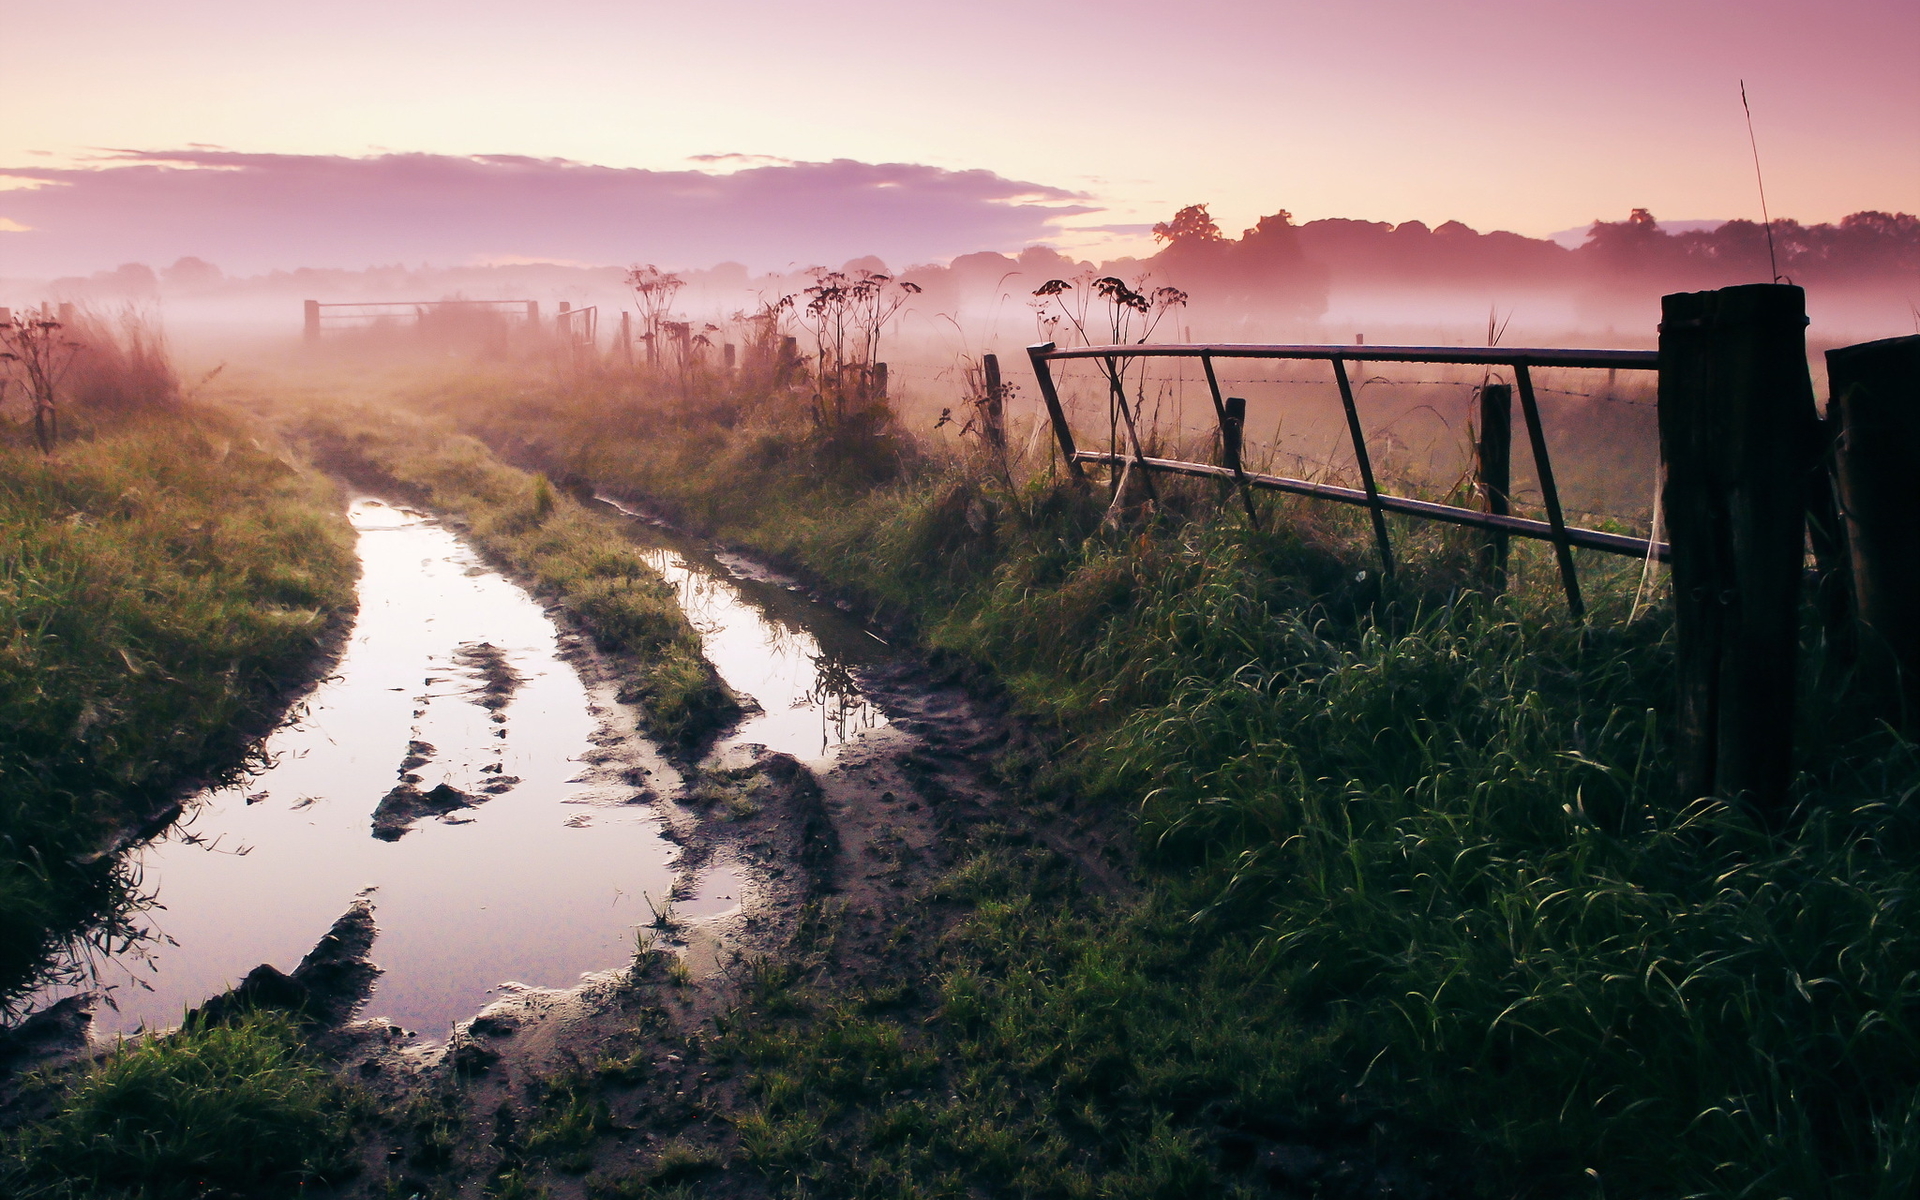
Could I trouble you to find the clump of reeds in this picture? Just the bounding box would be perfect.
[63,307,181,417]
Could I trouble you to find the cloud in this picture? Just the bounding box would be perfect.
[0,149,1095,277]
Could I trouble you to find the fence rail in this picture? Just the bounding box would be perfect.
[303,299,540,341]
[1027,341,1664,618]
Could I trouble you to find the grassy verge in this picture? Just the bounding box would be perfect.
[285,402,736,746]
[3,1012,362,1199]
[0,403,356,1013]
[427,366,1920,1198]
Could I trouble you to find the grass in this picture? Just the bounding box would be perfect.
[410,359,1920,1199]
[1,1011,362,1199]
[0,401,356,1012]
[284,401,735,745]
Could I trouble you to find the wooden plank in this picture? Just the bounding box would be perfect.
[1514,364,1584,618]
[1025,342,1087,483]
[1070,451,1668,559]
[1331,357,1394,579]
[1037,342,1659,371]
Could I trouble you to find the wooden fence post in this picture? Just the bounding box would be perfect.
[1476,383,1512,589]
[981,353,1006,450]
[873,362,888,400]
[1222,396,1246,473]
[1026,342,1087,484]
[1657,283,1819,819]
[304,300,321,343]
[723,343,737,372]
[1828,334,1920,725]
[779,336,798,385]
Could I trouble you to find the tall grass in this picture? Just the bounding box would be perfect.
[416,363,1920,1197]
[3,1012,361,1198]
[0,403,356,1012]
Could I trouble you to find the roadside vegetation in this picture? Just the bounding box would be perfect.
[0,311,364,1197]
[284,400,736,745]
[420,344,1920,1198]
[4,1012,362,1199]
[0,328,357,1015]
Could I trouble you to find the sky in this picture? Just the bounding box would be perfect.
[1,0,1914,275]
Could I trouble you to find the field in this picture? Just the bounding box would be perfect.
[390,352,1920,1198]
[3,329,1917,1200]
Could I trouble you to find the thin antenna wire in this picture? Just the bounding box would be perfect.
[1740,80,1782,283]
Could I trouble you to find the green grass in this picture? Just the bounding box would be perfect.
[2,1011,362,1199]
[420,364,1920,1198]
[0,403,356,1011]
[285,402,734,744]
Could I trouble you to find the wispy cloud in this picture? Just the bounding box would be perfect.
[0,149,1096,277]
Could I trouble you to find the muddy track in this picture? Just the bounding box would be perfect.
[309,490,1141,1198]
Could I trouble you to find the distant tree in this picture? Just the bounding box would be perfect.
[1582,208,1674,277]
[163,257,224,291]
[1152,204,1225,246]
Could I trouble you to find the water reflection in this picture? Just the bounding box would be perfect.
[599,496,888,762]
[37,499,680,1038]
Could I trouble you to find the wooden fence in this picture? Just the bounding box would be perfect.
[1028,340,1659,620]
[1027,283,1920,821]
[303,299,540,342]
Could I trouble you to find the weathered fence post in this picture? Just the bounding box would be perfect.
[980,353,1006,450]
[1828,334,1920,725]
[779,336,798,385]
[1197,351,1259,527]
[304,300,321,344]
[1026,342,1087,484]
[1476,382,1512,589]
[723,343,737,373]
[873,362,888,400]
[620,311,633,365]
[1222,396,1246,472]
[1658,283,1818,818]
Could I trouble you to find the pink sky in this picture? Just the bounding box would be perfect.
[3,0,1914,273]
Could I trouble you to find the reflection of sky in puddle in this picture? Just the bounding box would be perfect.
[593,499,886,761]
[54,499,678,1038]
[640,546,885,760]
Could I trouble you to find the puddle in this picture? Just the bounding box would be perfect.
[596,495,888,763]
[676,862,747,922]
[48,499,681,1038]
[29,491,895,1041]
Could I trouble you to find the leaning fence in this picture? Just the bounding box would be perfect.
[1025,286,1920,822]
[1028,341,1661,620]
